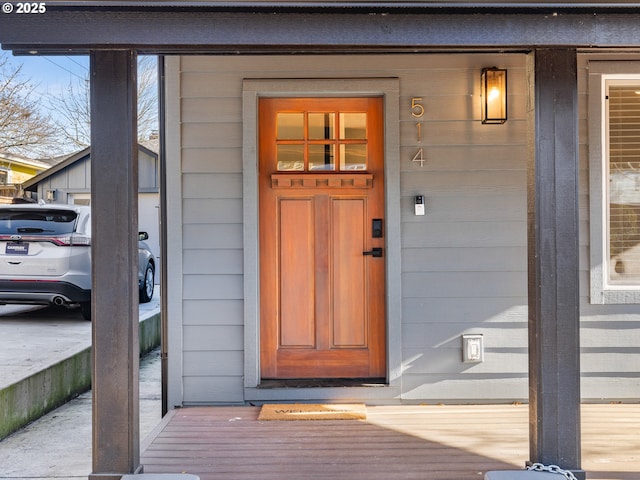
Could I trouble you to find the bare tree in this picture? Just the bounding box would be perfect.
[48,76,91,150]
[136,56,159,142]
[0,53,59,157]
[47,56,159,148]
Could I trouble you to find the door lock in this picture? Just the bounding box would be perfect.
[372,219,383,238]
[363,247,383,257]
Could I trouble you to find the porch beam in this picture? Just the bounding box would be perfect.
[4,11,640,53]
[89,49,141,480]
[528,48,583,480]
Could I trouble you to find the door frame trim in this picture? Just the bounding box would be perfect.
[242,78,402,401]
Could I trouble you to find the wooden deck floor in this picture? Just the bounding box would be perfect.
[141,404,640,480]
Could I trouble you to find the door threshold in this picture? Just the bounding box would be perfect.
[258,378,387,389]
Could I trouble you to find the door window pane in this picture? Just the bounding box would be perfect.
[273,107,371,173]
[309,113,335,140]
[277,145,304,171]
[277,113,304,140]
[340,145,367,170]
[309,144,335,171]
[340,113,367,139]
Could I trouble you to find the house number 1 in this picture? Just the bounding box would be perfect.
[411,97,425,166]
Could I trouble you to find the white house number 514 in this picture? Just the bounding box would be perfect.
[411,97,425,167]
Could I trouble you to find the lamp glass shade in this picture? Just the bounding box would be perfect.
[481,68,507,124]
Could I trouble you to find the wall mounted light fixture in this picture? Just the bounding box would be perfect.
[481,67,508,124]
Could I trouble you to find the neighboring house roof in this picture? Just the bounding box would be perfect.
[21,144,158,192]
[0,150,60,172]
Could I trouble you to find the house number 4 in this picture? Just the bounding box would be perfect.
[411,97,425,167]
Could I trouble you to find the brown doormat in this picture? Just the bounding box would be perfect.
[258,403,367,421]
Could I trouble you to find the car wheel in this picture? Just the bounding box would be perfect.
[80,302,91,321]
[139,262,154,303]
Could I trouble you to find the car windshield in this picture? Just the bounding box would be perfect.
[0,209,78,235]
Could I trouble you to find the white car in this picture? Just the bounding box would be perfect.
[0,203,155,320]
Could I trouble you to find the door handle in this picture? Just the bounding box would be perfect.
[363,247,383,258]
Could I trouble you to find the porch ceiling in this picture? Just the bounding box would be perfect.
[2,7,640,54]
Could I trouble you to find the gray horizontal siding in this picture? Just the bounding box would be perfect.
[182,199,242,223]
[179,69,245,404]
[177,52,531,404]
[401,171,526,194]
[183,250,243,274]
[183,300,244,326]
[402,272,527,298]
[403,323,528,350]
[182,97,241,123]
[402,222,527,248]
[401,374,528,402]
[174,51,640,405]
[402,347,528,374]
[399,144,528,171]
[403,298,527,324]
[183,275,243,300]
[183,376,244,404]
[183,224,242,249]
[184,325,243,351]
[181,148,243,173]
[402,247,526,272]
[183,351,244,376]
[182,123,242,148]
[578,53,640,399]
[183,173,242,198]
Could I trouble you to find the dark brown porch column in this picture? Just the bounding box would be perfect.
[528,48,584,480]
[89,49,141,480]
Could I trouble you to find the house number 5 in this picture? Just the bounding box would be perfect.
[411,97,425,166]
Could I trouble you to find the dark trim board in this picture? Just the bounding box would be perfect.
[5,11,640,54]
[18,1,640,8]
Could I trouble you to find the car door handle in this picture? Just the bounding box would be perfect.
[363,248,383,257]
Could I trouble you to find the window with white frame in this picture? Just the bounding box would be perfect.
[589,70,640,303]
[607,81,640,286]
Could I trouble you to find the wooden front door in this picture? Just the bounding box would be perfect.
[259,97,386,379]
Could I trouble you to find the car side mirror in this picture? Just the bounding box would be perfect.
[138,232,149,241]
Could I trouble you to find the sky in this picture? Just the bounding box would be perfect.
[3,54,89,99]
[2,53,158,157]
[0,54,90,157]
